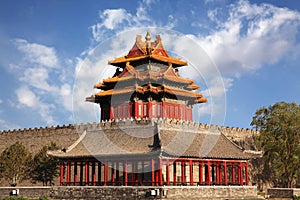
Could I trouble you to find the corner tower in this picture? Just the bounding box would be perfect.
[86,32,207,121]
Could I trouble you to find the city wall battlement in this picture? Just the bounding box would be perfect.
[0,118,259,154]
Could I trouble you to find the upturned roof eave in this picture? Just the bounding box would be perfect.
[108,55,187,67]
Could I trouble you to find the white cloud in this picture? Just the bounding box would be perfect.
[101,9,130,30]
[13,38,58,68]
[198,0,300,77]
[89,0,177,43]
[20,67,58,92]
[16,86,38,107]
[15,86,56,124]
[10,39,74,126]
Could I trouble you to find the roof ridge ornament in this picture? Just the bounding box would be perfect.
[145,31,151,41]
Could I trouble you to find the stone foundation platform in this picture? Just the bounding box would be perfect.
[0,186,259,200]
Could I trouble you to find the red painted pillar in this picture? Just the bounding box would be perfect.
[85,162,89,185]
[66,162,71,185]
[151,159,155,186]
[224,161,228,185]
[166,159,170,186]
[159,158,163,186]
[245,162,249,185]
[104,163,108,186]
[124,161,128,186]
[148,102,152,118]
[199,162,203,184]
[206,161,211,185]
[74,162,78,185]
[92,162,96,186]
[110,106,114,120]
[189,160,193,186]
[239,162,243,185]
[215,163,219,184]
[60,162,64,186]
[181,161,185,184]
[173,162,177,185]
[134,102,138,118]
[232,163,235,184]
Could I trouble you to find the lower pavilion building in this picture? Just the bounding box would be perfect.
[48,32,258,187]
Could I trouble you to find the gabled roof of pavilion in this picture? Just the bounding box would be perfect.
[47,119,260,160]
[108,32,187,68]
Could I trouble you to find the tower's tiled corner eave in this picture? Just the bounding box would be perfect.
[108,54,188,68]
[108,32,187,68]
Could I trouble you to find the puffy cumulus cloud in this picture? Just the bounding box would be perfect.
[10,39,74,126]
[198,0,300,77]
[90,0,175,43]
[15,86,38,107]
[12,38,58,68]
[15,86,56,124]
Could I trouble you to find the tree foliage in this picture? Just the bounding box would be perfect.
[251,101,300,188]
[30,142,60,186]
[0,142,32,186]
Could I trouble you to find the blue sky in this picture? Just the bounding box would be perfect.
[1,0,300,130]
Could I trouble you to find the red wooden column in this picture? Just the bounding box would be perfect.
[232,163,235,184]
[224,161,228,185]
[189,160,194,186]
[74,161,78,185]
[92,162,96,186]
[159,158,163,186]
[85,161,89,185]
[206,160,211,185]
[134,102,138,118]
[123,161,128,186]
[166,159,170,186]
[66,162,71,185]
[199,161,203,184]
[181,161,185,184]
[103,163,108,186]
[148,102,153,118]
[215,163,219,184]
[110,106,114,120]
[218,163,222,185]
[151,159,155,186]
[245,162,249,185]
[239,162,243,185]
[59,162,64,186]
[173,161,177,185]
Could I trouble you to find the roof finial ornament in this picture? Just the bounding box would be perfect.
[145,31,151,41]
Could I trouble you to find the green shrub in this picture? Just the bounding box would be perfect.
[293,195,300,200]
[1,197,28,200]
